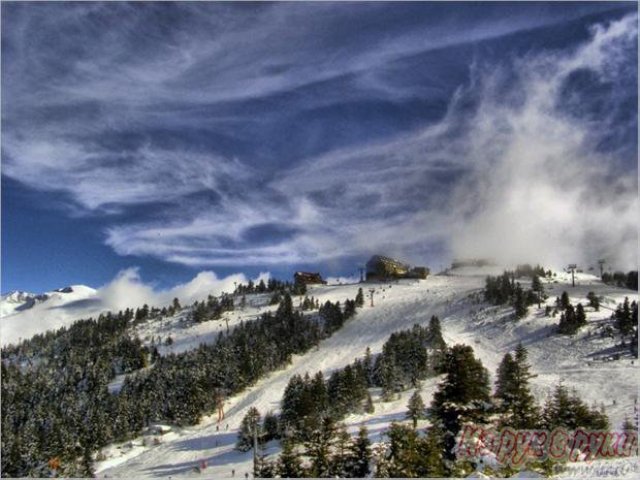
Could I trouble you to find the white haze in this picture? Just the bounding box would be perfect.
[448,14,638,270]
[96,268,271,311]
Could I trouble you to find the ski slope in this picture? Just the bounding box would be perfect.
[95,270,638,478]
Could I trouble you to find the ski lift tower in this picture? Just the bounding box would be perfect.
[598,259,606,279]
[568,264,577,288]
[368,288,376,307]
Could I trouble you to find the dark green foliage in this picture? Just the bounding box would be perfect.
[280,364,368,441]
[350,426,372,478]
[276,439,305,478]
[355,288,365,307]
[327,363,368,418]
[427,315,447,373]
[305,416,337,477]
[484,272,516,305]
[374,324,431,395]
[406,390,426,429]
[1,290,359,477]
[319,300,344,334]
[614,297,638,336]
[485,271,537,318]
[558,303,587,335]
[586,291,600,311]
[236,407,261,452]
[292,281,307,296]
[365,392,375,414]
[514,282,528,319]
[430,344,492,459]
[601,271,638,290]
[269,291,282,305]
[542,384,609,431]
[191,294,235,323]
[172,297,182,311]
[280,372,331,441]
[560,291,571,310]
[514,264,546,279]
[301,295,317,311]
[531,275,545,307]
[263,411,280,442]
[235,277,294,295]
[379,422,447,478]
[494,344,539,429]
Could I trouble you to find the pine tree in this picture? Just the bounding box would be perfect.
[305,416,336,477]
[355,288,365,307]
[263,411,279,441]
[172,297,181,311]
[406,390,426,429]
[363,347,374,387]
[416,425,448,478]
[560,291,570,310]
[386,422,420,477]
[427,315,447,373]
[430,344,492,459]
[277,439,304,478]
[277,293,294,319]
[531,275,544,307]
[542,384,609,431]
[495,344,539,429]
[575,303,587,328]
[586,292,600,311]
[365,392,375,414]
[331,427,354,477]
[350,426,371,478]
[495,352,517,406]
[236,407,261,451]
[615,298,635,336]
[514,282,528,319]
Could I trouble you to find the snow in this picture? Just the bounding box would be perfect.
[126,293,281,357]
[1,285,98,346]
[18,271,633,479]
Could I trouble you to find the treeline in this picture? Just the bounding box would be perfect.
[189,294,235,323]
[276,315,447,443]
[376,343,609,477]
[484,271,546,318]
[612,297,639,357]
[1,292,361,477]
[552,291,588,335]
[1,309,152,477]
[602,271,638,291]
[234,278,307,296]
[244,326,611,477]
[552,292,638,344]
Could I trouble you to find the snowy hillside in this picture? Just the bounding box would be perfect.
[0,285,98,345]
[94,270,638,479]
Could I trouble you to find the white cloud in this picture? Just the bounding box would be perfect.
[101,12,637,271]
[3,5,637,272]
[96,267,269,311]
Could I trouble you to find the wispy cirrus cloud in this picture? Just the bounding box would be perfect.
[2,3,637,273]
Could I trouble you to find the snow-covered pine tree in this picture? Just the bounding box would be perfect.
[276,439,304,478]
[430,344,492,459]
[406,390,426,429]
[236,407,261,451]
[495,344,539,429]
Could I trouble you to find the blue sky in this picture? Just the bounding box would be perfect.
[2,2,637,293]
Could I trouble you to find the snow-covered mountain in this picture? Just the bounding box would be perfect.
[0,285,99,345]
[0,290,42,317]
[92,269,638,479]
